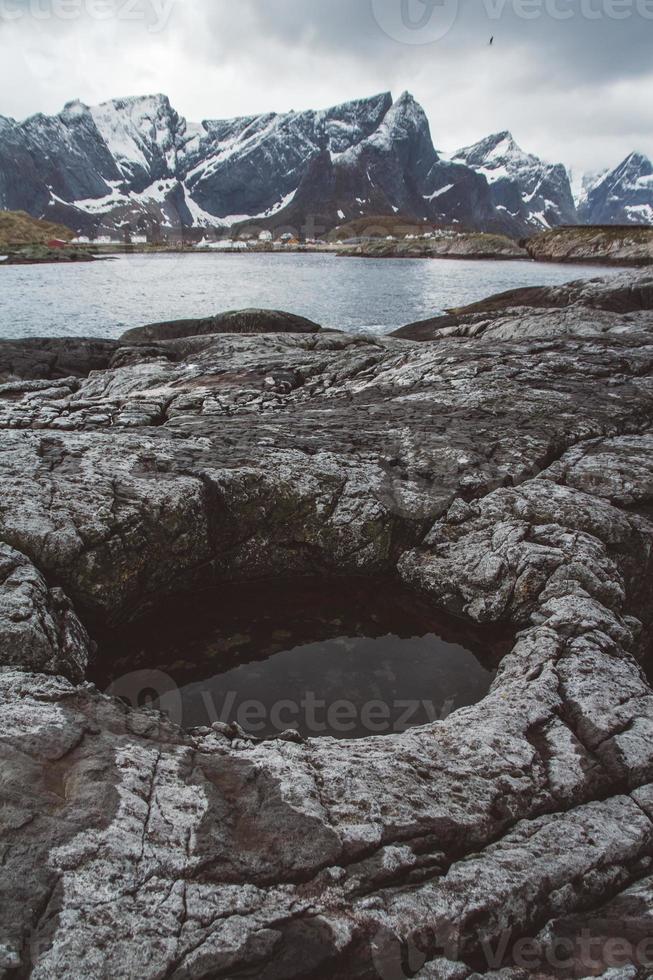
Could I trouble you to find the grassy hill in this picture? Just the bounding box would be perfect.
[0,210,74,247]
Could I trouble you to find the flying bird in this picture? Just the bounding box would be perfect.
[489,36,494,45]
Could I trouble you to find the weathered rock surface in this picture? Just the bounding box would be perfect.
[2,270,653,978]
[451,269,653,316]
[394,306,653,345]
[0,544,89,681]
[0,338,120,383]
[524,225,653,266]
[120,308,322,343]
[392,269,653,341]
[337,233,527,261]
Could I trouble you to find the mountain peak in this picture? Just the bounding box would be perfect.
[102,92,172,109]
[485,130,516,148]
[60,99,91,122]
[453,131,528,168]
[624,150,652,168]
[452,129,577,229]
[385,91,429,130]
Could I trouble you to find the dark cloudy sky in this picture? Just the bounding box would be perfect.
[1,0,652,176]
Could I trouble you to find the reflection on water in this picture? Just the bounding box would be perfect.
[95,578,509,739]
[173,631,493,738]
[0,252,620,339]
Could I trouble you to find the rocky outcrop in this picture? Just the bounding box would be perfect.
[337,232,527,261]
[393,305,653,343]
[2,272,653,977]
[448,268,653,316]
[1,246,97,265]
[0,338,120,382]
[120,309,322,343]
[392,268,653,341]
[525,225,653,266]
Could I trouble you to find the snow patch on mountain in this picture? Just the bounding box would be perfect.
[424,184,454,201]
[90,95,179,180]
[221,189,299,228]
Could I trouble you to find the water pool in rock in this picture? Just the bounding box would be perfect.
[93,578,509,739]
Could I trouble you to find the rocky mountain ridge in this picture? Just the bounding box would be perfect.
[1,91,650,241]
[0,91,575,241]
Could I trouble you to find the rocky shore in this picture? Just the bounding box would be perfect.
[336,233,527,261]
[2,271,653,978]
[337,226,653,266]
[1,245,98,265]
[524,226,653,266]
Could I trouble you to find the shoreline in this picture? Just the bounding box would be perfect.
[0,243,639,269]
[3,224,652,267]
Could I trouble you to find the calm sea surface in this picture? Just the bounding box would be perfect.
[0,252,619,339]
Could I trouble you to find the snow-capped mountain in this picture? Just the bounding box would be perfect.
[2,91,651,240]
[0,91,555,241]
[452,132,577,231]
[248,91,508,237]
[578,152,653,226]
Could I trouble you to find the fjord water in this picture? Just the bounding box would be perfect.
[0,252,620,339]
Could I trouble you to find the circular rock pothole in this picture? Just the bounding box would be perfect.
[91,577,511,739]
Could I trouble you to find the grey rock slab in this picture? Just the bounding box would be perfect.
[119,308,323,344]
[2,272,653,975]
[0,544,89,681]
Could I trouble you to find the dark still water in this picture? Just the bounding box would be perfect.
[95,579,508,739]
[0,251,619,339]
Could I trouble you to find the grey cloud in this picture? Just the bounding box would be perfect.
[0,0,651,173]
[193,0,653,85]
